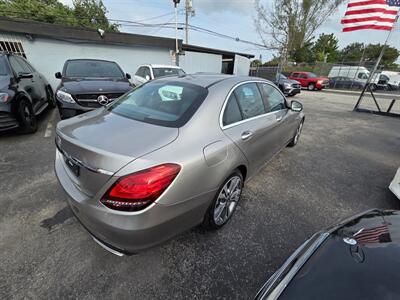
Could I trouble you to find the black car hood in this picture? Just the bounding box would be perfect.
[60,78,132,94]
[278,210,400,300]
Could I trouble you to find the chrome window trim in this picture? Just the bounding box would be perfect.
[219,80,288,130]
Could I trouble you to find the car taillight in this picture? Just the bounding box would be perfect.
[100,164,181,212]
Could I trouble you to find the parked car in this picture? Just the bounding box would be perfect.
[0,52,55,133]
[55,74,305,254]
[255,209,400,300]
[275,74,301,96]
[55,59,134,119]
[133,64,185,86]
[288,72,329,91]
[390,167,400,200]
[329,76,365,90]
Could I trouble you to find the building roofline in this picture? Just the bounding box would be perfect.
[182,44,255,59]
[0,16,181,49]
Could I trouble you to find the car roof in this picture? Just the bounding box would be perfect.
[143,64,183,69]
[65,59,117,63]
[152,74,269,88]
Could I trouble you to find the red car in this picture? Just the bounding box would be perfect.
[288,72,329,91]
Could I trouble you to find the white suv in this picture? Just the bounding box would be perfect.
[133,64,185,86]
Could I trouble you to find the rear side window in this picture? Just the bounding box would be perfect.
[223,93,243,126]
[109,81,208,127]
[259,83,286,112]
[234,83,266,119]
[291,73,299,78]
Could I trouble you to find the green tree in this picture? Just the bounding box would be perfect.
[0,0,118,31]
[251,59,263,67]
[254,0,344,61]
[339,43,399,67]
[312,33,339,62]
[292,42,315,63]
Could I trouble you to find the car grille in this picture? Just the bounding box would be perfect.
[292,84,301,88]
[0,112,18,131]
[74,93,124,108]
[323,80,329,85]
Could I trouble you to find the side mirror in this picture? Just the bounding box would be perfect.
[126,73,131,79]
[18,72,33,79]
[145,75,151,81]
[291,100,303,112]
[55,72,62,79]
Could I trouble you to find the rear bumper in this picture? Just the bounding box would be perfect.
[54,149,213,253]
[389,168,400,200]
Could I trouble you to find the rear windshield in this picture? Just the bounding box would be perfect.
[0,56,10,76]
[108,81,208,127]
[64,60,124,78]
[153,68,185,79]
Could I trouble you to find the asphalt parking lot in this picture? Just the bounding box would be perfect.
[1,91,399,299]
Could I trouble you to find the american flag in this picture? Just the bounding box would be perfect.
[354,223,390,244]
[342,0,400,32]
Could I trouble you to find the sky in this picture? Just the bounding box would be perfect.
[60,0,400,62]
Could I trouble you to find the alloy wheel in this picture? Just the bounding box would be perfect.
[213,175,242,226]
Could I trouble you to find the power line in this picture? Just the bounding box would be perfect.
[0,8,271,49]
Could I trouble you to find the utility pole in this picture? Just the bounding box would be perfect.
[185,0,195,44]
[173,0,180,66]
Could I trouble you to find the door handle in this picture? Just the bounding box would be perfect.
[241,131,253,140]
[276,116,283,122]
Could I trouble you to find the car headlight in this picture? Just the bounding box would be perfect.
[56,90,75,103]
[0,93,9,103]
[317,80,323,84]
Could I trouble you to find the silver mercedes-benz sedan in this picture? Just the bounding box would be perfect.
[55,74,304,255]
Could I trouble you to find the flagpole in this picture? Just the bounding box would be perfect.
[353,12,399,111]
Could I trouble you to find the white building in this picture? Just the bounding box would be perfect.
[0,17,253,89]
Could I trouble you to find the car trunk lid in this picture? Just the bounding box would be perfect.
[56,108,178,196]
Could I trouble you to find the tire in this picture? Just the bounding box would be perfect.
[46,86,56,109]
[308,83,315,91]
[288,119,304,147]
[202,170,244,230]
[18,99,38,134]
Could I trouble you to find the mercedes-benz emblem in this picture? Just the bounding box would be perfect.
[97,95,109,106]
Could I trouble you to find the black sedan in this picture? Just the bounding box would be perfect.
[329,76,365,90]
[55,59,134,119]
[255,209,400,300]
[0,52,55,133]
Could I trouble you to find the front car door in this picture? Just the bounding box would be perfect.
[8,55,41,112]
[221,82,277,174]
[17,57,47,106]
[258,82,297,149]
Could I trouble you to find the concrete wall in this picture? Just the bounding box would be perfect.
[179,51,222,74]
[234,54,251,76]
[12,34,174,89]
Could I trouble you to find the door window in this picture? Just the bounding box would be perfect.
[16,57,35,72]
[298,73,308,79]
[222,93,243,126]
[8,56,25,75]
[259,83,286,112]
[142,67,151,79]
[233,83,266,119]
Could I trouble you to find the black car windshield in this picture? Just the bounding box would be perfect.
[65,60,124,78]
[108,81,208,127]
[0,56,10,76]
[153,68,185,78]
